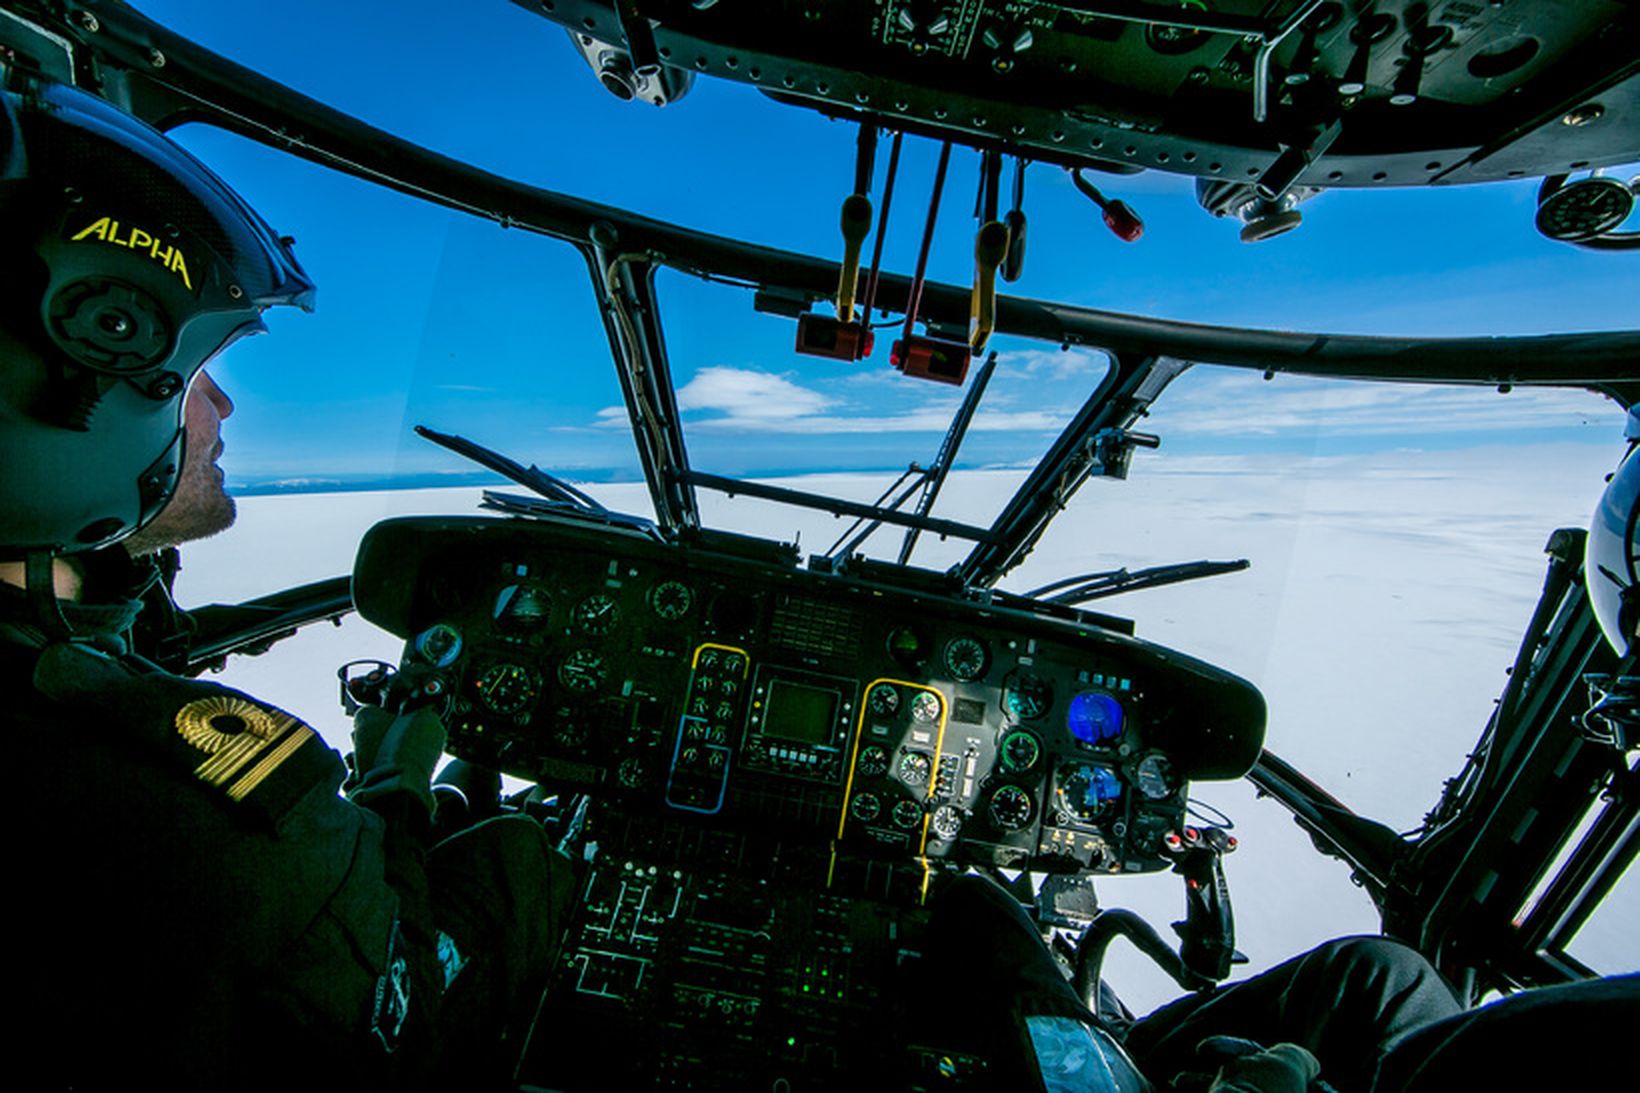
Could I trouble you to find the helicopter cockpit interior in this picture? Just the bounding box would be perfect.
[2,1,1634,1088]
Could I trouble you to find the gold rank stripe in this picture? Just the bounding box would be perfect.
[194,732,269,786]
[192,712,300,788]
[226,723,315,802]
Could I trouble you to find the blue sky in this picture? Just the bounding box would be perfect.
[134,0,1636,495]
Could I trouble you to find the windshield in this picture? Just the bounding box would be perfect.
[138,0,1636,1000]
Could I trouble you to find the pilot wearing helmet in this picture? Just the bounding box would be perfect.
[0,77,573,1089]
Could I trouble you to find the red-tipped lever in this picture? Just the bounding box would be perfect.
[1071,169,1144,242]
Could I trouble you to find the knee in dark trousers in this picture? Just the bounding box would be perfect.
[1125,935,1460,1093]
[425,815,582,1085]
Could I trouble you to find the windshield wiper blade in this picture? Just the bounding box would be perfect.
[1026,558,1249,605]
[415,424,608,513]
[480,490,661,539]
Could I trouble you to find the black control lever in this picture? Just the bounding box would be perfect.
[1163,824,1245,983]
[337,658,450,717]
[1075,908,1214,1020]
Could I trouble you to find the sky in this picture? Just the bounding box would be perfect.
[129,0,1637,500]
[129,0,1637,1000]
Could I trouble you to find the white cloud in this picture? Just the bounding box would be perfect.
[676,365,835,419]
[587,364,1077,435]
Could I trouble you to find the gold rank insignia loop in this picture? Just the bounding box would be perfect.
[174,695,316,803]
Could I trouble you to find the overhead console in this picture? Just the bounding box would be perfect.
[518,0,1638,190]
[354,513,1264,880]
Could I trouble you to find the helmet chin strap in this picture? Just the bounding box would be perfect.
[24,551,72,641]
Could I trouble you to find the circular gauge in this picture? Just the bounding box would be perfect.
[474,663,537,714]
[572,592,621,636]
[413,622,463,668]
[618,757,646,788]
[931,805,963,841]
[1067,691,1125,746]
[988,784,1035,831]
[648,579,694,620]
[891,798,924,830]
[1056,762,1123,823]
[850,792,882,823]
[886,626,928,669]
[554,717,589,749]
[910,691,942,723]
[999,729,1041,774]
[1002,670,1054,722]
[557,648,608,693]
[867,683,901,717]
[1134,753,1177,800]
[494,584,551,634]
[943,636,988,681]
[856,745,890,778]
[897,750,932,787]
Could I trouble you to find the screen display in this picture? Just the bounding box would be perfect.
[764,680,839,746]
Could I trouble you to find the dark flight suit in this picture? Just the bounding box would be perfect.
[929,875,1637,1092]
[6,591,576,1090]
[925,876,1460,1093]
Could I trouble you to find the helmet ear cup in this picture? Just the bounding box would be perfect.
[47,278,173,374]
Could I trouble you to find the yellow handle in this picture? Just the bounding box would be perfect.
[836,194,873,322]
[970,219,1009,352]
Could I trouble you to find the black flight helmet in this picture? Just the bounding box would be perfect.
[0,77,315,554]
[1587,411,1639,658]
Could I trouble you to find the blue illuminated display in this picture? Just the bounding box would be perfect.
[1067,691,1124,745]
[1083,765,1122,807]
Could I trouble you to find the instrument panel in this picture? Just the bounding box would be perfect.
[354,514,1265,879]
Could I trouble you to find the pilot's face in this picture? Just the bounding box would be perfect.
[123,369,237,554]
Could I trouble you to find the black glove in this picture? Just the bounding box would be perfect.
[1201,1037,1320,1093]
[1169,1037,1323,1093]
[348,704,447,816]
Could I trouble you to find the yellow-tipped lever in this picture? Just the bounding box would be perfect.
[970,219,1009,352]
[836,193,873,323]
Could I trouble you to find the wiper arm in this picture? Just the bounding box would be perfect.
[1025,558,1249,605]
[415,424,607,514]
